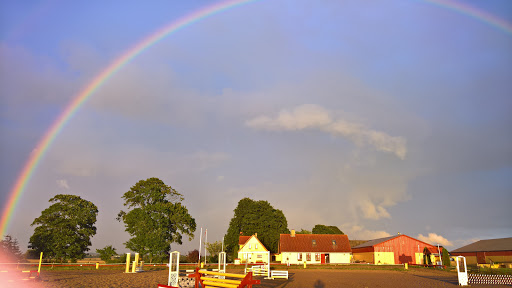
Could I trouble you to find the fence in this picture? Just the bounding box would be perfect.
[456,256,512,286]
[468,274,512,285]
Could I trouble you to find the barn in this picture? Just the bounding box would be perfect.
[450,237,512,266]
[352,234,440,265]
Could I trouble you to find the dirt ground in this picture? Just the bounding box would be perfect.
[2,268,510,288]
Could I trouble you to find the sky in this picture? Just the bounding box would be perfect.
[0,0,511,256]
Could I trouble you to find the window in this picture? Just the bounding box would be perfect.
[298,253,302,261]
[332,240,336,246]
[249,244,252,249]
[255,244,258,249]
[306,253,311,261]
[257,254,262,259]
[315,253,321,261]
[312,240,316,246]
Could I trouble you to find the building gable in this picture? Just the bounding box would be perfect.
[238,234,268,253]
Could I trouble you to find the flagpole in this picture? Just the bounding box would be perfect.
[198,227,202,267]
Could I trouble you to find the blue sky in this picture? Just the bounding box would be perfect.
[1,0,511,255]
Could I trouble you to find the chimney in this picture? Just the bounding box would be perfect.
[255,233,257,238]
[291,230,295,237]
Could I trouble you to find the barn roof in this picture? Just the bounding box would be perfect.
[352,234,438,252]
[352,235,398,249]
[452,237,512,253]
[279,234,352,253]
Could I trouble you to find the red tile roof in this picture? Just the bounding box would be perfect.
[239,236,251,245]
[280,234,352,253]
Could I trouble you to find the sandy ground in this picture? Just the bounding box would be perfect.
[2,268,510,288]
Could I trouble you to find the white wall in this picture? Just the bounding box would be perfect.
[280,252,351,264]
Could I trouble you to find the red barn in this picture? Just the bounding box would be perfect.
[352,234,440,265]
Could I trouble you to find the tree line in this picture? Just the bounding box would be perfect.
[1,177,343,263]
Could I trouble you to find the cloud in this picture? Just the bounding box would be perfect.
[417,233,453,247]
[56,179,70,189]
[246,104,407,159]
[358,199,391,220]
[246,104,331,130]
[342,224,391,240]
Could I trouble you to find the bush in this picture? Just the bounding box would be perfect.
[442,248,450,267]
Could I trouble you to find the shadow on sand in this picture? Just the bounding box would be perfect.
[409,273,459,285]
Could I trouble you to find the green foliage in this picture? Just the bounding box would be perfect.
[296,229,311,234]
[442,248,450,267]
[0,235,23,262]
[224,198,289,255]
[206,241,223,258]
[312,225,344,234]
[29,194,98,262]
[96,245,117,263]
[117,178,196,263]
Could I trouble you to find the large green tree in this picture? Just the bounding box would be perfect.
[28,194,98,262]
[117,177,196,263]
[312,225,344,234]
[224,198,289,256]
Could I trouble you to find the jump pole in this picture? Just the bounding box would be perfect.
[125,253,131,273]
[37,252,43,275]
[132,253,139,273]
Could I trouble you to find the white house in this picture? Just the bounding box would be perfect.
[279,230,352,264]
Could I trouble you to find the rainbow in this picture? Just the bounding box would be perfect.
[0,0,256,237]
[425,0,512,35]
[1,0,512,236]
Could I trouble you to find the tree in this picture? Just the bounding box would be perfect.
[296,229,311,234]
[187,249,199,263]
[442,248,450,267]
[117,177,196,263]
[96,245,117,263]
[0,235,23,262]
[206,241,223,263]
[29,194,98,262]
[224,198,289,256]
[312,225,344,234]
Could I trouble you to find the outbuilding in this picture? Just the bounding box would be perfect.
[352,234,440,265]
[451,237,512,266]
[279,230,352,264]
